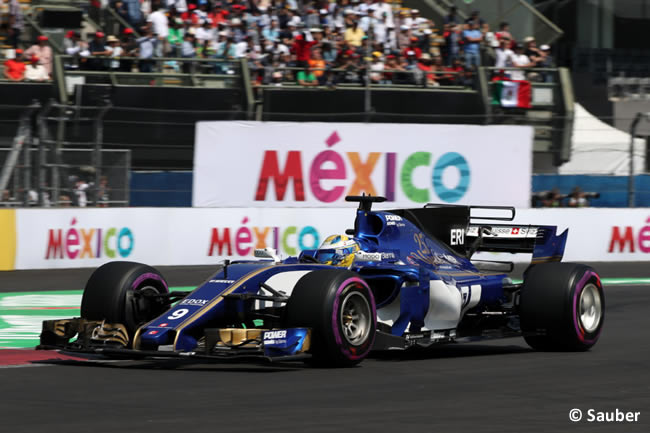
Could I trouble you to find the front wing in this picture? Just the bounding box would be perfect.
[38,318,312,364]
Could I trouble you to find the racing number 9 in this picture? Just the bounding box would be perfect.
[167,309,189,320]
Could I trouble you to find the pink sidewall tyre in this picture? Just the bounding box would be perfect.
[520,262,604,351]
[285,269,376,367]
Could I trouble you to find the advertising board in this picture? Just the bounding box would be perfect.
[193,121,533,208]
[10,207,650,270]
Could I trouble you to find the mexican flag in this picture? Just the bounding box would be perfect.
[491,80,532,108]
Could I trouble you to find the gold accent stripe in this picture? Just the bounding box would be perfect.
[172,265,274,350]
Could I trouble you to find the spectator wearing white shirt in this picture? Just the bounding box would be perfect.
[509,43,534,81]
[74,180,89,207]
[494,38,514,69]
[384,25,397,51]
[373,13,388,45]
[358,0,372,15]
[358,10,372,33]
[399,10,413,29]
[373,0,394,28]
[235,37,249,58]
[195,19,214,43]
[147,4,169,55]
[167,0,187,13]
[24,35,53,75]
[105,35,124,70]
[397,25,410,49]
[369,52,386,83]
[137,26,158,72]
[24,56,49,81]
[148,5,169,38]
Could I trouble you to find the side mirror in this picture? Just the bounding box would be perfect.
[254,248,281,263]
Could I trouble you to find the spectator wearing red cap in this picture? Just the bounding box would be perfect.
[88,32,110,70]
[401,37,422,59]
[335,50,364,85]
[120,28,138,72]
[63,31,88,69]
[3,49,26,81]
[24,55,50,81]
[24,35,53,76]
[181,4,200,25]
[383,54,403,84]
[209,3,229,27]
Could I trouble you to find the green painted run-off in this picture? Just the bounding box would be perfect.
[0,280,648,349]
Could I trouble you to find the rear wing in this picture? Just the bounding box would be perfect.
[466,223,568,264]
[361,197,568,264]
[419,204,568,263]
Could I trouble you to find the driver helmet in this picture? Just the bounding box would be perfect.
[317,234,360,267]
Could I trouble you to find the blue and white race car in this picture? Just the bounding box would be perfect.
[40,196,605,367]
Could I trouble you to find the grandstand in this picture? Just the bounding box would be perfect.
[1,0,650,207]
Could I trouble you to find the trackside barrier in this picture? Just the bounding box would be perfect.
[4,207,650,271]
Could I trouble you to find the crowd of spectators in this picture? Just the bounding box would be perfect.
[1,175,111,207]
[533,187,598,208]
[2,1,555,86]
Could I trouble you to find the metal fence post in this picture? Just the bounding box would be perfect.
[36,101,53,207]
[53,103,67,207]
[628,112,650,207]
[94,101,112,206]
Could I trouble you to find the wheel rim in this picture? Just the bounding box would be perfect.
[579,283,602,333]
[340,290,371,346]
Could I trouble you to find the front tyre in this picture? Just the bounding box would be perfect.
[285,269,376,367]
[80,261,169,341]
[520,263,604,351]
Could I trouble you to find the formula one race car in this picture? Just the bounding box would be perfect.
[39,196,605,367]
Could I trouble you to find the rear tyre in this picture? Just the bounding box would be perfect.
[285,269,376,367]
[520,262,604,351]
[80,261,169,341]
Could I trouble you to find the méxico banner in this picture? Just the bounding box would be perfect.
[13,208,353,269]
[193,122,533,208]
[11,207,650,270]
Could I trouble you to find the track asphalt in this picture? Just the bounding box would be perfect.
[0,263,648,432]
